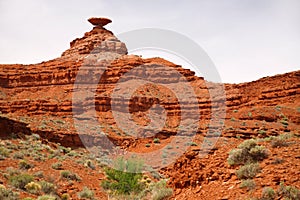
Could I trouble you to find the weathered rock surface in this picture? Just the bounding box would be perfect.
[88,17,112,27]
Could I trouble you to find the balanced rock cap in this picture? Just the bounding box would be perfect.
[88,17,112,27]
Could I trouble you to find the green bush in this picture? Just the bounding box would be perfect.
[228,139,268,165]
[39,181,56,194]
[34,171,44,178]
[101,157,145,195]
[261,187,276,200]
[19,160,33,170]
[61,193,70,200]
[13,152,24,159]
[240,179,256,191]
[151,180,173,200]
[153,138,160,144]
[6,167,21,176]
[0,186,19,200]
[9,173,34,189]
[77,187,94,199]
[236,163,260,179]
[51,162,62,170]
[37,195,56,200]
[25,181,41,194]
[60,170,81,182]
[84,160,96,170]
[0,147,10,158]
[271,139,288,148]
[277,183,300,200]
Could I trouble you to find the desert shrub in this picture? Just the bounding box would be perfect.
[186,142,198,146]
[58,146,71,154]
[261,187,276,200]
[151,180,173,200]
[0,147,10,158]
[60,170,81,182]
[25,181,41,194]
[101,157,145,195]
[84,160,96,170]
[39,181,56,194]
[6,167,21,176]
[37,195,56,200]
[277,183,300,200]
[61,193,70,200]
[281,120,289,126]
[228,139,268,165]
[153,138,160,144]
[19,160,33,170]
[271,157,284,165]
[77,187,94,199]
[34,171,44,178]
[240,179,256,191]
[0,186,19,200]
[236,163,260,179]
[271,139,288,148]
[258,130,266,135]
[13,152,24,159]
[9,173,34,189]
[51,162,62,170]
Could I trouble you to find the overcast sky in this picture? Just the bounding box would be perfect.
[0,0,299,83]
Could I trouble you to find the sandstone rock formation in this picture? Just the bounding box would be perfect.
[0,17,299,200]
[88,17,112,27]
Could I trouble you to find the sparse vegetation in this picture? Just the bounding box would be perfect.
[261,187,276,200]
[236,163,260,179]
[9,173,34,189]
[270,138,288,148]
[153,138,160,144]
[151,179,173,200]
[258,130,266,135]
[240,179,256,191]
[0,186,19,200]
[78,187,95,199]
[186,142,198,146]
[228,139,268,165]
[84,160,96,170]
[37,195,56,200]
[0,146,10,159]
[19,160,33,170]
[277,182,300,200]
[39,181,56,194]
[61,193,70,200]
[25,181,41,194]
[101,157,145,195]
[51,162,63,170]
[60,170,81,182]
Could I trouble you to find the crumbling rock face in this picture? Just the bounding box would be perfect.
[62,26,127,57]
[0,18,299,147]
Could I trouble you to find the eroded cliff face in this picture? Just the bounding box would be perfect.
[0,23,298,145]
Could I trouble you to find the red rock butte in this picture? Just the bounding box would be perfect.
[0,17,299,200]
[88,17,112,27]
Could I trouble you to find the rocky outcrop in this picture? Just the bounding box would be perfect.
[88,17,112,27]
[0,17,299,147]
